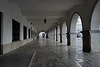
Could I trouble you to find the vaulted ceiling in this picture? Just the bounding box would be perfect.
[8,0,86,33]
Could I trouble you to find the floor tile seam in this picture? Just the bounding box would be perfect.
[28,51,36,67]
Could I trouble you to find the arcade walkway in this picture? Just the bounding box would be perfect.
[0,38,100,67]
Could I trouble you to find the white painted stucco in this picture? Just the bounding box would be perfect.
[0,0,36,45]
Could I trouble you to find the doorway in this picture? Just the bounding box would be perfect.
[76,16,83,50]
[39,32,46,38]
[62,21,67,44]
[23,26,27,39]
[28,29,30,39]
[12,19,20,41]
[70,13,83,51]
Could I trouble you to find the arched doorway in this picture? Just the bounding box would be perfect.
[76,16,83,49]
[57,25,60,42]
[70,13,83,50]
[39,32,46,38]
[62,21,67,44]
[54,28,56,41]
[52,29,55,40]
[91,0,100,52]
[39,32,46,44]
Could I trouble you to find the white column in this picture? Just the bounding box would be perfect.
[90,30,100,52]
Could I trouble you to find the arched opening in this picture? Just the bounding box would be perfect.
[52,29,55,40]
[76,16,83,49]
[90,0,100,52]
[54,28,56,41]
[71,13,83,51]
[62,21,67,44]
[39,32,46,38]
[57,25,60,42]
[39,32,46,44]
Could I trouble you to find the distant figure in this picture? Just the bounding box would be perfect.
[77,31,82,38]
[42,33,45,38]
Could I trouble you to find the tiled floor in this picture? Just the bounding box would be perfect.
[0,38,100,67]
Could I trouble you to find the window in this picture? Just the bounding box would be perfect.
[28,29,30,38]
[12,19,20,41]
[23,26,27,39]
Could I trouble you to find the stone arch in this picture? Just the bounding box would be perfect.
[90,0,100,52]
[57,25,60,42]
[70,13,83,50]
[39,32,46,38]
[70,13,83,33]
[62,21,67,44]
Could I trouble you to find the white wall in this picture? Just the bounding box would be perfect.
[0,0,36,45]
[91,0,100,30]
[90,0,100,52]
[70,13,79,46]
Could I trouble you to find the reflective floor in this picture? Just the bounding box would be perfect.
[0,38,100,67]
